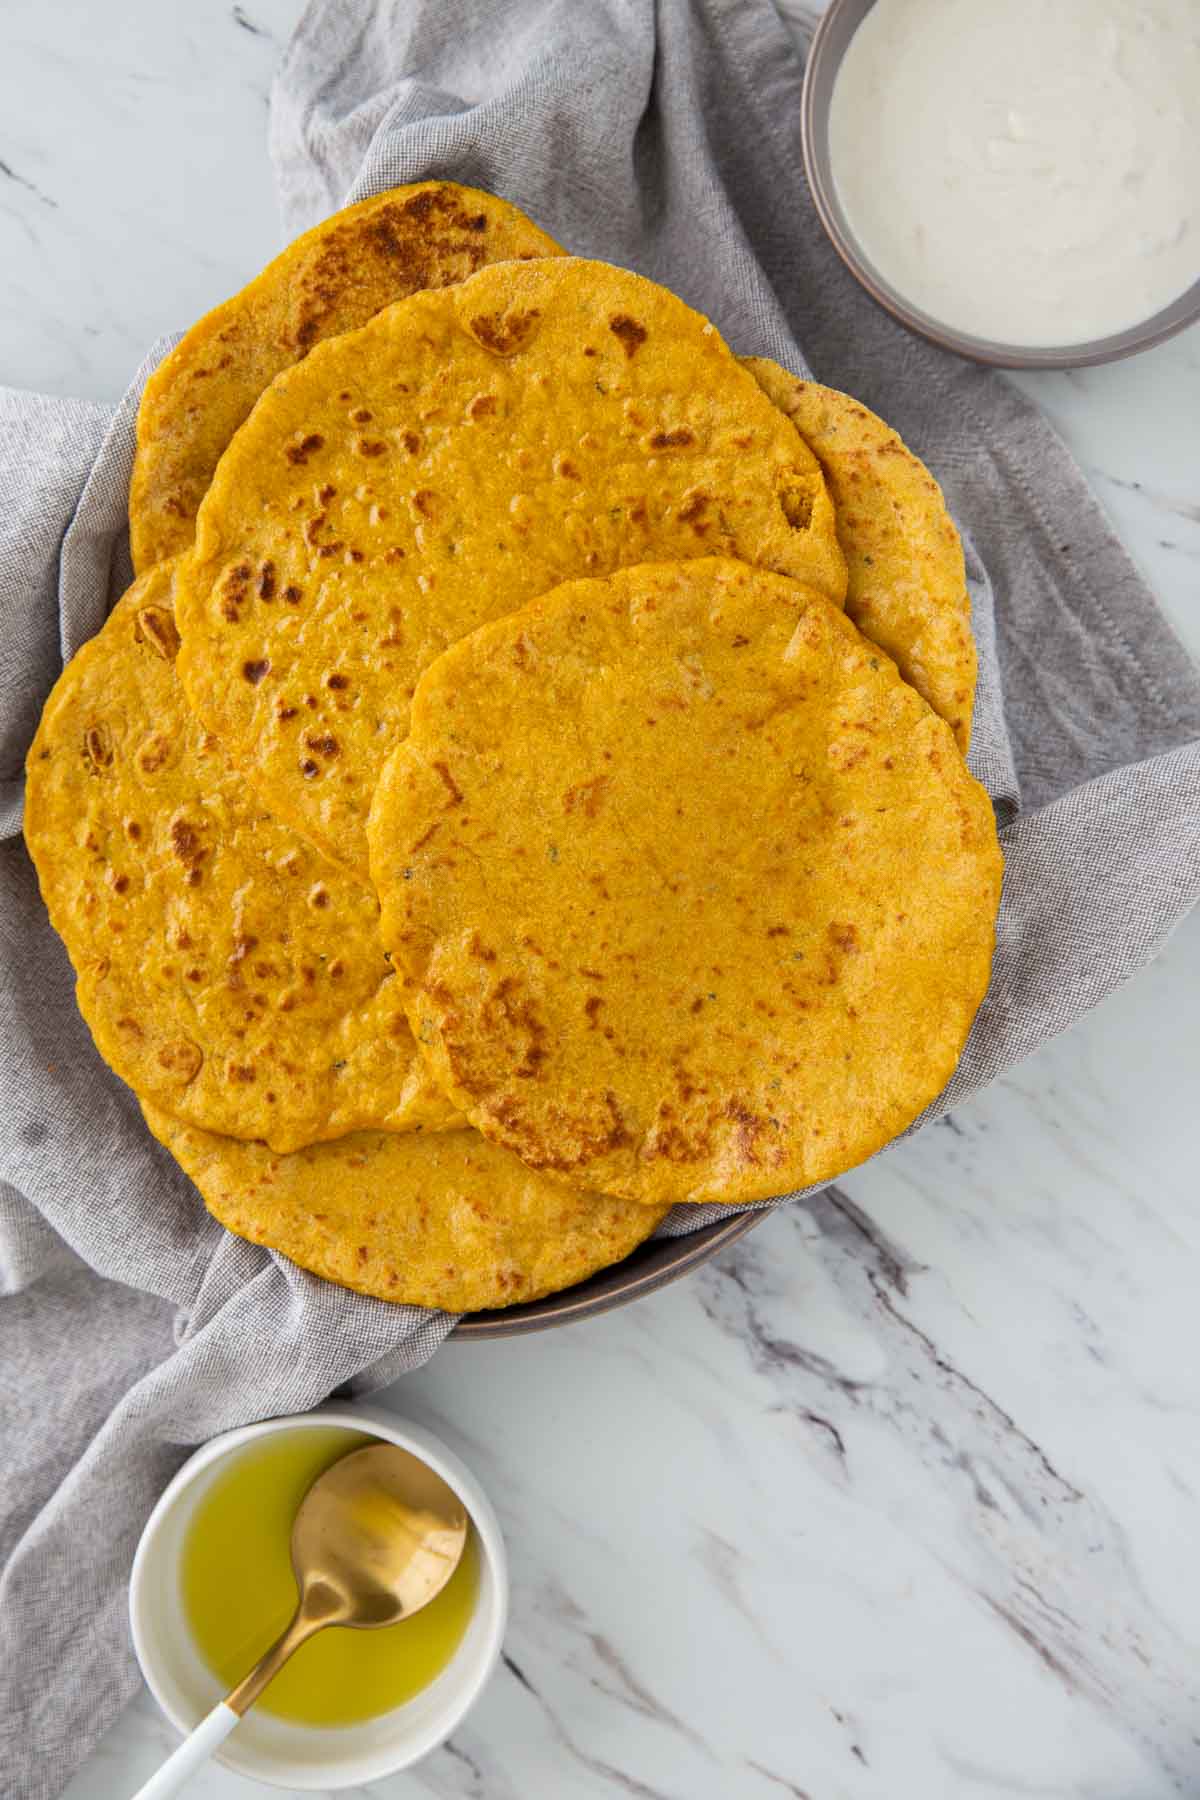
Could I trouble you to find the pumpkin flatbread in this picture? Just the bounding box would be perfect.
[175,257,847,877]
[130,182,565,571]
[369,558,1001,1206]
[143,1103,667,1313]
[744,359,976,751]
[25,560,459,1151]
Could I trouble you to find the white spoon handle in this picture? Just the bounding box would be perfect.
[129,1701,240,1800]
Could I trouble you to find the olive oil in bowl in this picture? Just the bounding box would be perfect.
[180,1426,481,1727]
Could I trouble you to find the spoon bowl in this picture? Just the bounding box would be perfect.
[291,1444,469,1627]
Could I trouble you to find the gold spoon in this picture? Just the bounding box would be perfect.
[131,1443,469,1800]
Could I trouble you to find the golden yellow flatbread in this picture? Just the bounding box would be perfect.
[25,560,459,1152]
[142,1103,668,1312]
[370,558,1002,1207]
[129,182,565,572]
[743,359,976,752]
[176,257,847,877]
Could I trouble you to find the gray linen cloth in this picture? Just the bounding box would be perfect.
[3,1,1199,1793]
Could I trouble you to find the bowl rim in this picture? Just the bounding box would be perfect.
[800,0,1200,370]
[128,1404,508,1790]
[451,1205,767,1338]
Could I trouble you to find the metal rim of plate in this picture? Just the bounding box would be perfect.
[452,1208,767,1338]
[800,0,1200,371]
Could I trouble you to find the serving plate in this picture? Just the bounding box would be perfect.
[452,1208,767,1338]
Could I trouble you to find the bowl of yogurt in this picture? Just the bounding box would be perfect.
[801,0,1200,367]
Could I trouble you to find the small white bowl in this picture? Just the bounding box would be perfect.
[129,1404,507,1791]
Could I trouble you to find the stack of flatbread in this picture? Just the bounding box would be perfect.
[25,183,1001,1313]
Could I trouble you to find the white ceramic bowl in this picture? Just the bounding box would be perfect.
[129,1404,507,1791]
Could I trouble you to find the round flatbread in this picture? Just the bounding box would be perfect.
[25,560,459,1152]
[743,359,976,752]
[142,1103,668,1312]
[369,558,1002,1206]
[130,183,565,573]
[176,257,847,877]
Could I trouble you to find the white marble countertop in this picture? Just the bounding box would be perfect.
[5,2,1199,1796]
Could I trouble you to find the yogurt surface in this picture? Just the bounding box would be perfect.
[828,0,1200,346]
